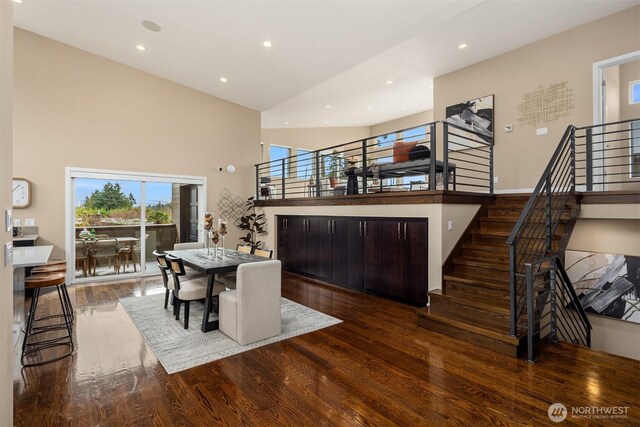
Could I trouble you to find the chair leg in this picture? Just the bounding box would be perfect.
[175,299,181,320]
[164,289,170,309]
[184,301,190,329]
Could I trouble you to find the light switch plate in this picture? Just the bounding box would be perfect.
[504,124,513,133]
[447,220,453,231]
[25,218,35,226]
[14,218,21,227]
[5,209,12,232]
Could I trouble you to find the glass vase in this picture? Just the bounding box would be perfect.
[206,230,213,257]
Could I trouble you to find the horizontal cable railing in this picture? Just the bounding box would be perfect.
[443,121,494,194]
[524,256,591,362]
[256,121,497,200]
[575,118,640,191]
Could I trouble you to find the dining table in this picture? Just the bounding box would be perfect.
[167,248,271,332]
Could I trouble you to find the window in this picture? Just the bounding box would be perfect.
[377,132,397,148]
[270,145,290,178]
[630,80,640,105]
[631,121,640,178]
[296,149,314,180]
[401,126,427,143]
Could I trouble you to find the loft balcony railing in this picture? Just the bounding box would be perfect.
[255,121,495,200]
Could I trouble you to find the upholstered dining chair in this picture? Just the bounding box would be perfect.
[153,251,173,310]
[219,260,282,345]
[165,254,226,329]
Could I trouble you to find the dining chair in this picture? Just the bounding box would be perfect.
[75,240,88,277]
[89,238,120,276]
[253,248,274,259]
[132,234,149,272]
[219,260,282,345]
[153,250,173,310]
[173,242,204,250]
[165,254,226,329]
[237,245,252,254]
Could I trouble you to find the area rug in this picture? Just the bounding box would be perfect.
[119,292,341,374]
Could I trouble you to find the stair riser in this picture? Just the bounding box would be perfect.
[442,281,510,303]
[488,209,575,221]
[462,248,510,262]
[429,294,510,333]
[480,221,567,235]
[471,234,510,247]
[417,315,519,357]
[453,265,511,282]
[442,279,509,301]
[454,259,510,272]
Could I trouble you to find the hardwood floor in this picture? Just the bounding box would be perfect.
[14,272,640,426]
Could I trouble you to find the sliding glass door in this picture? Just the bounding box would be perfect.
[67,168,206,284]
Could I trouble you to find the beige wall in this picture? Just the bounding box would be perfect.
[260,203,479,293]
[567,216,640,360]
[0,2,12,423]
[619,60,640,121]
[434,6,640,191]
[369,110,434,137]
[13,29,261,259]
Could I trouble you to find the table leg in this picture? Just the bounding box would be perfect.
[200,273,219,332]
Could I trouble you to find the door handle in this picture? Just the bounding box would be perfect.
[404,222,407,240]
[332,220,336,234]
[327,221,331,234]
[359,221,362,237]
[398,222,401,240]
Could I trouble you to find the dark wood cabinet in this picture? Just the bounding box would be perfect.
[277,215,428,305]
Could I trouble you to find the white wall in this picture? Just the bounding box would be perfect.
[0,1,13,424]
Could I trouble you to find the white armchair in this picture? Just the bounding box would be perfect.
[219,260,282,345]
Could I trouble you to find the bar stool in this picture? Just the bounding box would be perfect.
[22,272,74,367]
[31,262,74,324]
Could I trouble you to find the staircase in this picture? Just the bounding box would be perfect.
[417,194,580,356]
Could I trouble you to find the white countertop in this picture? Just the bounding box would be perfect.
[13,245,53,268]
[13,234,38,242]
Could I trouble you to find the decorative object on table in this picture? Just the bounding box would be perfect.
[204,212,214,257]
[78,228,91,239]
[12,177,32,208]
[565,250,640,324]
[218,218,228,256]
[445,95,494,150]
[325,149,344,188]
[345,156,359,195]
[238,196,267,250]
[119,293,341,374]
[211,230,220,257]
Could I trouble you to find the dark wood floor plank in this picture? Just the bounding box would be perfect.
[13,274,640,426]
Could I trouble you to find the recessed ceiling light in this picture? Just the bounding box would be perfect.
[325,105,331,109]
[367,106,373,110]
[284,122,289,125]
[142,20,162,32]
[324,121,329,124]
[13,0,22,3]
[136,45,146,51]
[263,41,272,48]
[458,43,468,50]
[401,107,406,111]
[220,77,228,83]
[386,80,394,85]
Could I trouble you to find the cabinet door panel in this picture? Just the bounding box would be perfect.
[290,217,307,273]
[364,220,385,292]
[317,217,333,280]
[379,220,404,297]
[306,217,320,277]
[276,216,290,270]
[331,218,348,285]
[403,221,428,305]
[346,219,364,289]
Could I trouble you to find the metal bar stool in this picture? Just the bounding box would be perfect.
[22,272,74,367]
[31,263,74,325]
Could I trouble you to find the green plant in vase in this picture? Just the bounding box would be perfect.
[327,149,344,188]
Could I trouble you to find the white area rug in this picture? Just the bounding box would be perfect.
[119,293,342,374]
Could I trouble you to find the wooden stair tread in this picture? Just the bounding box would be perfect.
[416,308,522,344]
[453,258,510,272]
[430,289,509,314]
[471,229,563,239]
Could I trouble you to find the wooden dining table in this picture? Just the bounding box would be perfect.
[167,248,271,332]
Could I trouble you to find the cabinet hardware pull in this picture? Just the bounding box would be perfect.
[304,219,306,232]
[364,221,367,236]
[404,222,407,240]
[398,223,401,239]
[359,221,362,236]
[332,220,335,234]
[327,221,331,234]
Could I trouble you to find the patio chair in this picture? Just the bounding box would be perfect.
[75,240,88,277]
[89,238,119,276]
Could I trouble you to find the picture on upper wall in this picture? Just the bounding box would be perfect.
[445,95,494,150]
[565,250,640,324]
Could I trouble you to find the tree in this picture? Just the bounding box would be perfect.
[83,183,136,211]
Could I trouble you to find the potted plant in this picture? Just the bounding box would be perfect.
[327,149,344,188]
[238,196,267,250]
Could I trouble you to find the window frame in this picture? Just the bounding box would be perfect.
[269,144,291,178]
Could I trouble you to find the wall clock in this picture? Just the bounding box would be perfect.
[12,178,32,208]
